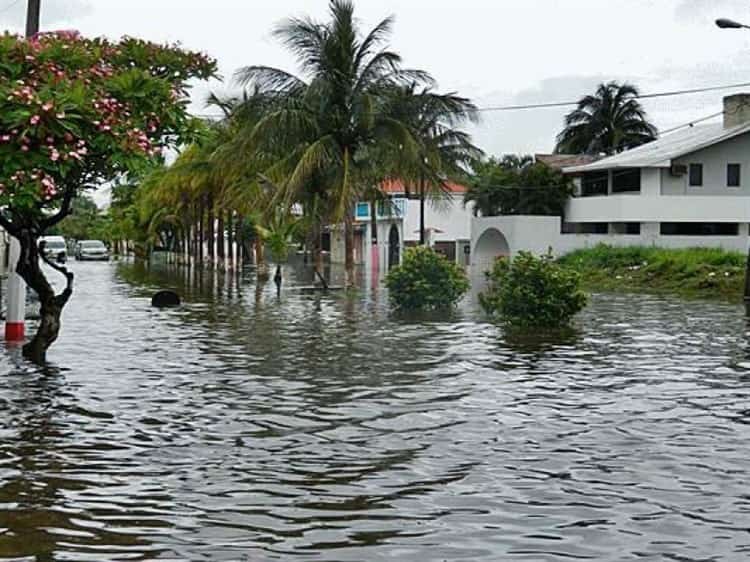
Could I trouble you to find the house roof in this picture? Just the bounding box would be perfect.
[535,153,600,170]
[381,179,468,194]
[563,120,750,173]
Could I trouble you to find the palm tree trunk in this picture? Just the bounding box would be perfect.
[344,213,355,288]
[206,198,215,266]
[226,211,234,270]
[310,220,328,289]
[419,177,426,246]
[197,205,204,267]
[256,238,269,281]
[370,196,379,270]
[217,212,225,267]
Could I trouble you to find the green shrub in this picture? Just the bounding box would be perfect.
[480,251,588,328]
[386,246,470,310]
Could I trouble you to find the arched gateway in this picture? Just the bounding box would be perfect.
[473,228,511,273]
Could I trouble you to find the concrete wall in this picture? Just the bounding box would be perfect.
[471,215,750,277]
[331,219,403,269]
[403,195,473,243]
[566,194,750,223]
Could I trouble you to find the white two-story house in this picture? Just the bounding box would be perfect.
[470,94,750,274]
[562,93,750,248]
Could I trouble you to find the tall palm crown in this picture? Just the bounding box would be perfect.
[236,0,427,219]
[385,84,482,184]
[555,82,658,155]
[234,0,436,285]
[380,83,482,242]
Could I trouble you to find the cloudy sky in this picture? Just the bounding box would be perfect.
[3,0,750,157]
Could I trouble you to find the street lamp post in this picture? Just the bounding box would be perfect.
[716,18,750,30]
[717,16,750,300]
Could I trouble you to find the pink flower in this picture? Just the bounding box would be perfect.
[30,115,40,125]
[21,145,29,152]
[42,102,53,112]
[0,135,10,143]
[50,149,60,161]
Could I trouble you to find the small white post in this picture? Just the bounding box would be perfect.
[5,236,26,341]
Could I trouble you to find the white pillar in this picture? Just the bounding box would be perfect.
[5,236,26,341]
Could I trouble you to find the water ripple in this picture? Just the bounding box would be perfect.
[1,261,749,560]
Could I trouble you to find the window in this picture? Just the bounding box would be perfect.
[581,172,608,197]
[660,222,739,236]
[689,163,703,187]
[728,164,741,187]
[355,202,370,219]
[612,168,641,193]
[562,222,609,234]
[626,223,641,235]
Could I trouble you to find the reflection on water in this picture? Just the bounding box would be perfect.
[2,259,750,561]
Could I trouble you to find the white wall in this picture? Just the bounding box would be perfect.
[471,215,750,277]
[566,194,750,223]
[403,195,473,243]
[663,133,750,196]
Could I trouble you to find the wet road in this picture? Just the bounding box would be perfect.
[1,260,750,561]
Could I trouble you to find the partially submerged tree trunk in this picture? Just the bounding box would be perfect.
[206,198,215,266]
[226,212,234,271]
[309,220,327,289]
[419,177,426,246]
[344,214,355,288]
[15,229,74,363]
[197,206,205,267]
[256,238,269,281]
[216,212,225,268]
[274,264,282,296]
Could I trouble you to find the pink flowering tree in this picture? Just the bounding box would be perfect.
[0,31,216,361]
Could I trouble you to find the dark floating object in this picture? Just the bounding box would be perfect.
[151,290,181,308]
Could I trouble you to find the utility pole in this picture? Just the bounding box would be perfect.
[5,0,40,342]
[26,0,41,37]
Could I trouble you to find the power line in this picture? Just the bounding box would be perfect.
[0,0,22,15]
[196,81,750,120]
[658,111,725,135]
[477,81,750,112]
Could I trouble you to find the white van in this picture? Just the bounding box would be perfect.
[40,235,67,263]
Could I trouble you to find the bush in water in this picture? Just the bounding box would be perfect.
[480,251,587,328]
[386,246,470,310]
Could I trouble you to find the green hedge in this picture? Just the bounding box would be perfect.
[386,246,469,310]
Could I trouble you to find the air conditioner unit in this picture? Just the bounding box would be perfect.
[670,164,687,177]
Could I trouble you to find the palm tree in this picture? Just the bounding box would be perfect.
[235,0,427,287]
[555,82,657,155]
[382,84,482,245]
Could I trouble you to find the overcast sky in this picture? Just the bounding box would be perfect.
[3,0,750,157]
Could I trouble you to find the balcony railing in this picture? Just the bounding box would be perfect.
[355,198,407,221]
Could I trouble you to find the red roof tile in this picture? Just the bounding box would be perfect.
[381,179,467,194]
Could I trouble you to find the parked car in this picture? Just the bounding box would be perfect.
[75,240,110,261]
[40,235,67,263]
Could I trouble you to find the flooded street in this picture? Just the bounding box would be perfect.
[1,260,750,561]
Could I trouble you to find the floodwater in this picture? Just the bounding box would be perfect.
[1,260,750,561]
